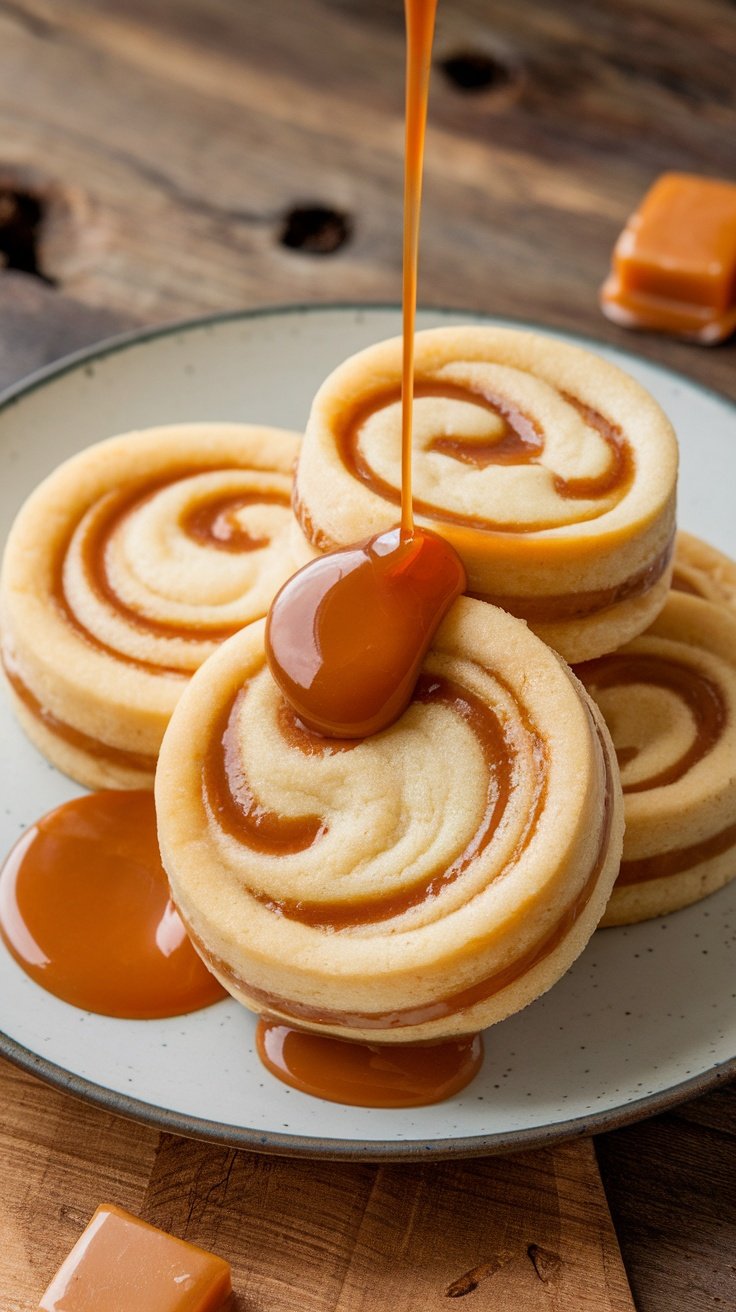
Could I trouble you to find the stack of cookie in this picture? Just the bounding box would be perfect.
[2,327,734,1046]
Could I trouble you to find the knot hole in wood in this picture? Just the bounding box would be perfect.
[0,167,93,290]
[279,205,352,255]
[0,185,55,285]
[439,49,521,100]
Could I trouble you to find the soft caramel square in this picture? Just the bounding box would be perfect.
[601,172,736,342]
[38,1204,232,1312]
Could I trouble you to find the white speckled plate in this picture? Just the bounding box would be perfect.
[0,305,734,1160]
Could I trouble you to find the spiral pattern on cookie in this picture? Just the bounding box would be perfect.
[294,326,678,661]
[575,592,736,925]
[156,598,624,1043]
[0,423,301,789]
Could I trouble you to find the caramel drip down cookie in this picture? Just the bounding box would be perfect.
[576,592,736,925]
[0,423,301,789]
[156,598,624,1044]
[293,326,678,662]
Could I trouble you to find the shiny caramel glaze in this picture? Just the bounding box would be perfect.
[256,1020,483,1107]
[311,379,634,539]
[190,709,613,1030]
[38,1204,232,1312]
[52,469,290,673]
[575,652,726,792]
[3,655,158,774]
[400,0,438,534]
[0,791,225,1017]
[265,527,466,738]
[471,535,674,624]
[203,668,543,930]
[601,173,736,343]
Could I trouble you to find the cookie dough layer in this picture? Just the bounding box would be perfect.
[0,422,301,789]
[294,326,678,661]
[576,592,736,925]
[156,598,624,1044]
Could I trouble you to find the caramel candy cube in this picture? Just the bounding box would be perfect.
[601,172,736,343]
[38,1204,232,1312]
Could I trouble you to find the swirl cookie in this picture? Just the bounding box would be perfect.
[0,422,301,790]
[576,592,736,926]
[293,326,678,662]
[672,530,736,612]
[156,598,624,1044]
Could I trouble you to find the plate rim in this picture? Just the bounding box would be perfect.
[2,1025,734,1161]
[1,299,734,1160]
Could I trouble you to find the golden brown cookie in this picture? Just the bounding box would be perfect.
[156,598,624,1044]
[293,326,678,662]
[672,530,736,611]
[576,592,736,925]
[0,422,301,789]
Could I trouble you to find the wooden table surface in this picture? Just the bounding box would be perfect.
[0,2,734,1308]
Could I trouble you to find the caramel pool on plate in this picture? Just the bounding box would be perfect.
[601,172,736,343]
[38,1204,232,1312]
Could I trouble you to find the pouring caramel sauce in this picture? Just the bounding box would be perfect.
[266,527,465,737]
[266,0,458,743]
[0,0,481,1107]
[258,0,489,1104]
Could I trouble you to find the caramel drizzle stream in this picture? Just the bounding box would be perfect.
[52,470,289,674]
[193,708,613,1029]
[575,652,726,792]
[318,380,633,537]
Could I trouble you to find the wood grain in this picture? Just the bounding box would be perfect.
[0,1061,157,1312]
[0,1054,634,1311]
[597,1086,736,1312]
[0,1,734,1309]
[137,1134,634,1312]
[0,0,733,393]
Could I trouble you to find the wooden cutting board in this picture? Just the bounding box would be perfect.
[0,1059,634,1310]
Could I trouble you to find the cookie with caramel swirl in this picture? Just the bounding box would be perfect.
[293,326,678,662]
[576,592,736,925]
[0,422,301,789]
[156,598,624,1044]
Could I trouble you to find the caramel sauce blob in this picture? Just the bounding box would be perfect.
[265,2,456,744]
[0,791,225,1018]
[265,526,466,737]
[256,1019,483,1108]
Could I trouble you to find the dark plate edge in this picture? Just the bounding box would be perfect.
[0,300,734,1160]
[2,1027,734,1161]
[0,300,735,419]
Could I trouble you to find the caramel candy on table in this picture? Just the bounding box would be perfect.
[601,172,736,343]
[38,1204,232,1312]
